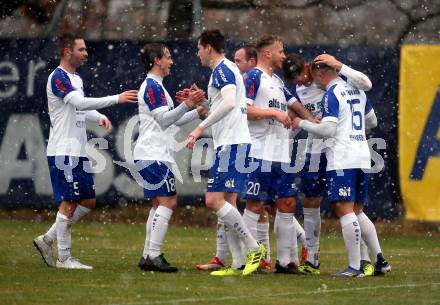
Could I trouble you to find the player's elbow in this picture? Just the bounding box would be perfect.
[360,79,373,92]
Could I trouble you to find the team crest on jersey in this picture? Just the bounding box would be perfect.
[225,178,235,188]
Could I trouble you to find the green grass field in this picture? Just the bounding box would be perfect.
[1,219,439,305]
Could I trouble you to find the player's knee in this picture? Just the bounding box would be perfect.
[80,198,96,209]
[276,197,296,213]
[246,200,263,214]
[59,201,77,218]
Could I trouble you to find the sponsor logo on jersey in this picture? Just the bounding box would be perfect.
[338,186,351,197]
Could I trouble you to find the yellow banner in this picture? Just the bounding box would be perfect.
[399,45,440,221]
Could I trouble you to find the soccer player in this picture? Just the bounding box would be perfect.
[135,43,205,273]
[292,61,390,277]
[196,44,271,271]
[33,34,138,269]
[242,35,313,274]
[234,45,257,77]
[283,53,379,275]
[187,29,265,276]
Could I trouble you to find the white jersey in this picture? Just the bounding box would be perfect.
[207,58,251,149]
[133,74,177,163]
[292,82,326,154]
[46,67,88,157]
[321,78,373,170]
[245,68,296,163]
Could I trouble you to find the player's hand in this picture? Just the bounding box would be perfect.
[187,126,204,150]
[197,105,208,119]
[291,117,303,129]
[314,54,342,71]
[313,117,322,124]
[185,89,205,107]
[118,90,138,103]
[274,111,291,128]
[175,88,191,103]
[98,115,113,132]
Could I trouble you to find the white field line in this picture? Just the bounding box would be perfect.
[108,282,440,305]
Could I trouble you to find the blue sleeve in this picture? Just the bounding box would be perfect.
[51,69,75,99]
[322,90,339,119]
[283,86,297,103]
[244,69,261,101]
[144,79,168,111]
[365,97,373,114]
[212,63,236,90]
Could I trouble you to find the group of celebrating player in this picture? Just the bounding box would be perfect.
[33,29,391,278]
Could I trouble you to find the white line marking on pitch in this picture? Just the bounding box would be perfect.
[108,282,440,305]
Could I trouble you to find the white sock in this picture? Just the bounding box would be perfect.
[149,206,173,259]
[303,207,321,265]
[216,201,258,250]
[225,225,246,268]
[215,219,228,264]
[257,222,270,260]
[143,207,156,258]
[216,202,259,251]
[274,210,295,267]
[292,216,306,245]
[360,238,371,262]
[340,212,361,270]
[357,212,382,261]
[44,222,57,244]
[243,209,259,239]
[56,212,72,261]
[44,205,91,245]
[291,216,305,265]
[71,205,91,223]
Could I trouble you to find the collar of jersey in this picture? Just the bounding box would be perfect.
[57,66,76,76]
[326,77,344,91]
[147,73,163,83]
[212,57,226,70]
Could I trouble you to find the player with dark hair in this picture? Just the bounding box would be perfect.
[33,34,138,269]
[187,29,265,277]
[136,42,205,272]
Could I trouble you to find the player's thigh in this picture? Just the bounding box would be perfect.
[300,153,327,201]
[271,162,298,211]
[242,159,271,203]
[206,144,247,195]
[224,192,238,206]
[205,192,227,210]
[135,160,177,199]
[75,157,96,202]
[48,156,84,206]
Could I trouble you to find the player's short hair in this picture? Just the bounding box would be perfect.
[256,35,283,51]
[198,29,225,53]
[283,53,306,80]
[238,44,257,61]
[140,43,167,72]
[311,61,336,73]
[57,33,83,57]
